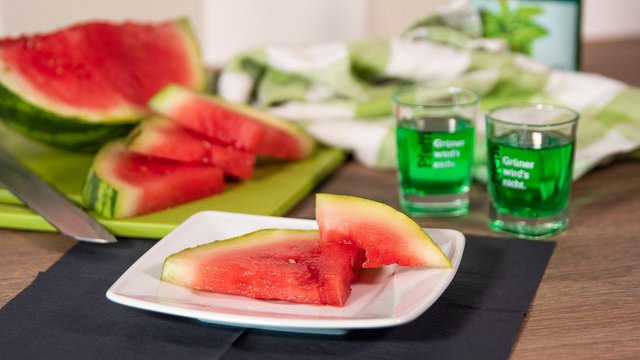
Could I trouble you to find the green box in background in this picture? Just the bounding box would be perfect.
[474,0,582,70]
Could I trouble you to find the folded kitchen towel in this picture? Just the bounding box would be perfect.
[216,0,640,181]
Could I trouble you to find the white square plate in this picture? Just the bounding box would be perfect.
[106,211,465,335]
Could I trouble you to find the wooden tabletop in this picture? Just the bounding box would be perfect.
[1,39,639,359]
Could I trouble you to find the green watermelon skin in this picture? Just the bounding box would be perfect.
[0,19,205,151]
[161,229,365,306]
[83,167,121,219]
[0,84,135,152]
[83,141,224,218]
[316,193,452,269]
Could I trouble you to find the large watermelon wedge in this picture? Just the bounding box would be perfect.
[161,229,364,306]
[83,141,224,219]
[0,19,205,151]
[316,194,452,269]
[125,117,256,180]
[149,84,315,160]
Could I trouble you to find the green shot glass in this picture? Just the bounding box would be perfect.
[393,86,479,216]
[486,103,579,239]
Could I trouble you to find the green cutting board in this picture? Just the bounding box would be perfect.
[0,125,345,239]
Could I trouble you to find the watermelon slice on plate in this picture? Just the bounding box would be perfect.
[83,141,224,219]
[0,19,205,151]
[149,84,315,160]
[106,211,464,334]
[125,117,255,180]
[316,193,452,269]
[161,229,365,306]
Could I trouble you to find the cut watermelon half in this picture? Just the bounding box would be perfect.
[0,19,205,151]
[125,117,255,180]
[316,193,452,269]
[161,229,364,306]
[149,84,315,160]
[83,141,224,219]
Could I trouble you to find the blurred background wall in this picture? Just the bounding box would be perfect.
[0,0,639,67]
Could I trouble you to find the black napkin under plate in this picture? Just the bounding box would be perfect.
[0,235,554,360]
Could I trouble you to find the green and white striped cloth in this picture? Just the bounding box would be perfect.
[216,1,640,181]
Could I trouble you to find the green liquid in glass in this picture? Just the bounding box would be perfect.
[397,117,475,197]
[488,130,574,218]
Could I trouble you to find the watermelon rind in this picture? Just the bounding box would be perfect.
[149,84,316,158]
[0,83,137,152]
[173,18,209,91]
[316,193,453,269]
[82,141,140,218]
[83,167,120,218]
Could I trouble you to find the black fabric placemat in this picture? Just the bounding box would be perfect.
[0,235,554,360]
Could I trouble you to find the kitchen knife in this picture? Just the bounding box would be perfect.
[0,146,117,243]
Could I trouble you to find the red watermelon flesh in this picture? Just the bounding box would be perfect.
[126,117,255,180]
[83,141,224,218]
[0,19,204,120]
[316,194,452,269]
[161,229,365,306]
[149,84,315,160]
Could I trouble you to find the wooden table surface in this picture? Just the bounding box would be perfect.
[1,40,639,359]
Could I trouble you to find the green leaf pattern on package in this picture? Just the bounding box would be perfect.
[480,0,548,55]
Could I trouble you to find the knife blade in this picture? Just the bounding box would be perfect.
[0,146,117,244]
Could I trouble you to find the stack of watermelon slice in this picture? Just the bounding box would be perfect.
[0,19,315,219]
[83,85,315,219]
